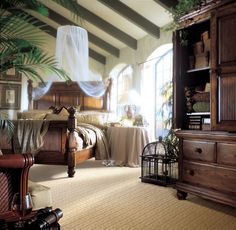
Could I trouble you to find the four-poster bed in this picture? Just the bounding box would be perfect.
[2,80,112,177]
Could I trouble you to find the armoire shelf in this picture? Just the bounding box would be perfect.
[187,66,210,73]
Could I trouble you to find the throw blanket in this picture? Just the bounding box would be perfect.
[76,123,110,161]
[13,120,49,155]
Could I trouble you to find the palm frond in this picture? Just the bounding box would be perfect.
[0,0,48,16]
[0,0,78,142]
[53,0,81,17]
[13,50,71,82]
[0,13,46,49]
[0,112,14,140]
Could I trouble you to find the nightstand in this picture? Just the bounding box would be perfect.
[107,126,150,167]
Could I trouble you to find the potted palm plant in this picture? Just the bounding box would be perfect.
[0,0,81,137]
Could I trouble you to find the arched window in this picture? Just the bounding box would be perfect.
[109,65,133,116]
[117,65,133,103]
[141,44,173,139]
[155,49,173,138]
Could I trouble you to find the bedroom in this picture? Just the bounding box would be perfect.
[0,0,236,229]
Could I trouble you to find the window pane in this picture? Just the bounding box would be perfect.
[155,50,173,138]
[118,66,133,102]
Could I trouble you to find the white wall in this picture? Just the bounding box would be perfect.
[20,34,57,113]
[104,28,173,92]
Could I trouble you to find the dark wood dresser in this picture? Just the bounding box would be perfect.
[175,130,236,207]
[173,0,236,207]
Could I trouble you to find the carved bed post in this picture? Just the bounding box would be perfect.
[104,78,112,111]
[27,79,33,110]
[67,107,77,177]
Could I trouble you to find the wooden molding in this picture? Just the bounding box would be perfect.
[63,3,137,49]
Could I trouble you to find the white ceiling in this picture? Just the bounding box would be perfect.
[77,0,173,45]
[35,0,174,64]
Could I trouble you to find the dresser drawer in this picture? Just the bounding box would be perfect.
[217,143,236,167]
[182,161,236,194]
[183,140,215,162]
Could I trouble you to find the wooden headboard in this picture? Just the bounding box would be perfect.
[27,79,112,111]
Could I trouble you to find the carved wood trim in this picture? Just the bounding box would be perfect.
[0,154,34,220]
[27,80,112,112]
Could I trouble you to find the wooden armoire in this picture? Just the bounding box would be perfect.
[173,0,236,207]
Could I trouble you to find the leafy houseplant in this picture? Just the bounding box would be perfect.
[172,0,209,22]
[0,0,81,136]
[168,0,217,31]
[173,0,203,19]
[158,80,179,157]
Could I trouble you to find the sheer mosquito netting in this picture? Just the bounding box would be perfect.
[33,25,107,99]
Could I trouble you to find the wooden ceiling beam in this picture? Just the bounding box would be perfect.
[47,8,119,57]
[17,10,106,65]
[98,0,160,39]
[59,3,137,49]
[89,49,106,65]
[153,0,178,11]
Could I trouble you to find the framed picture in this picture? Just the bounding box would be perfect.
[0,68,22,82]
[0,83,21,109]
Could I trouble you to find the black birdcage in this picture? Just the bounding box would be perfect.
[140,136,178,186]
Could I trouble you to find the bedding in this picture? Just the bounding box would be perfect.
[21,80,113,177]
[13,119,49,155]
[16,108,109,155]
[12,117,109,161]
[76,123,110,160]
[17,109,53,120]
[1,117,110,177]
[76,110,116,129]
[16,108,113,162]
[76,113,107,129]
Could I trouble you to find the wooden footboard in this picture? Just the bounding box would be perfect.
[34,107,95,177]
[23,80,112,177]
[34,146,95,177]
[1,108,95,178]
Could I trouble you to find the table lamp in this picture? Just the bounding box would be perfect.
[118,89,141,119]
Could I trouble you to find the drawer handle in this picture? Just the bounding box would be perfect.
[187,169,194,176]
[195,148,202,154]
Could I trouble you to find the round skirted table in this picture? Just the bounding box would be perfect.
[107,126,150,167]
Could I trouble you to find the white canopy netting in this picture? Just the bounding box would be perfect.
[33,25,106,99]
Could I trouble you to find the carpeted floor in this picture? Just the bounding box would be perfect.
[29,159,236,230]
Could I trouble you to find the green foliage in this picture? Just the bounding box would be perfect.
[167,0,210,30]
[163,129,179,158]
[159,81,173,130]
[172,0,207,21]
[0,112,14,140]
[0,1,73,82]
[158,80,179,156]
[0,0,81,135]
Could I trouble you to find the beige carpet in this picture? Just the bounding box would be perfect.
[29,159,236,230]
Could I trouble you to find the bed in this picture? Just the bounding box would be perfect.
[1,80,112,177]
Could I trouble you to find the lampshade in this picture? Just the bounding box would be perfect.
[118,89,141,106]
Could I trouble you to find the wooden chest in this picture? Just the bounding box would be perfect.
[175,130,236,207]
